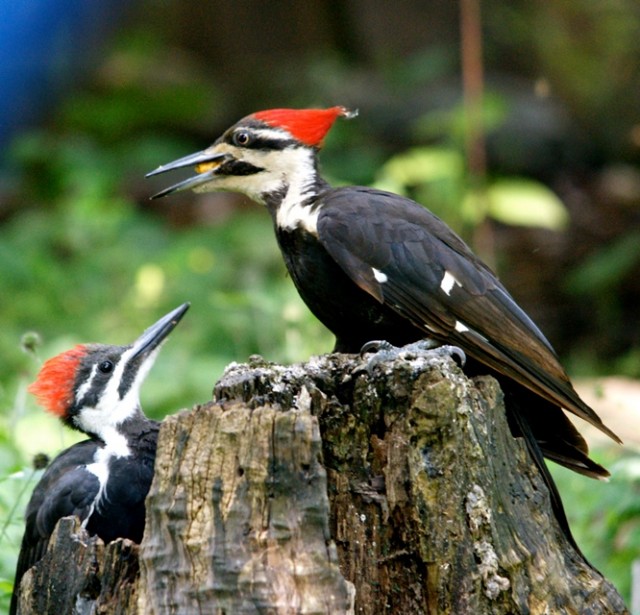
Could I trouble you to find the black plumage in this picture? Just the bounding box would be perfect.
[12,424,157,591]
[301,187,619,476]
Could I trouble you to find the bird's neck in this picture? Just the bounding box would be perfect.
[116,408,156,440]
[97,425,132,459]
[262,150,330,235]
[90,406,153,452]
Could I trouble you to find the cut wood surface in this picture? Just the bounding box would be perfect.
[15,352,629,614]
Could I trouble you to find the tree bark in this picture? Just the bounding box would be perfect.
[15,352,629,614]
[16,516,139,614]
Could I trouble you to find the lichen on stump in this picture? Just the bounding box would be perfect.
[14,352,628,614]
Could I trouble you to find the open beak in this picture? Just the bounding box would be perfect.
[130,302,190,361]
[146,150,230,199]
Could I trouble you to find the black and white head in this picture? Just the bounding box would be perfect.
[28,303,189,440]
[147,107,355,231]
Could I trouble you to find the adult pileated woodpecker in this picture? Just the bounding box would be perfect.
[10,303,189,614]
[147,108,620,554]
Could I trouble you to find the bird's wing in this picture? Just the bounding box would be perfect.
[12,440,99,607]
[34,464,100,536]
[316,187,619,442]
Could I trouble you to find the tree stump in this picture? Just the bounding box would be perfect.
[15,352,629,614]
[16,516,139,614]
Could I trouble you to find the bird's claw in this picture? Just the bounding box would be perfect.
[360,340,398,356]
[431,344,466,366]
[361,339,466,372]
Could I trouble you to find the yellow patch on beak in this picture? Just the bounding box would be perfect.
[195,160,223,174]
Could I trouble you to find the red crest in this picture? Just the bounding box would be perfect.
[28,345,87,417]
[251,106,356,147]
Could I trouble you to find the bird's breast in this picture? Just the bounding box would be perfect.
[275,226,419,351]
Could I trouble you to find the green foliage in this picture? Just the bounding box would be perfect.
[566,232,640,378]
[552,449,640,601]
[477,178,568,229]
[567,232,640,295]
[0,33,331,602]
[375,145,569,234]
[374,96,569,238]
[416,91,510,145]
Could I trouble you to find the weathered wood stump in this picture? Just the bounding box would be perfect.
[15,352,629,614]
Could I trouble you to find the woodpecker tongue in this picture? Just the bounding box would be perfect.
[146,151,230,199]
[130,303,190,359]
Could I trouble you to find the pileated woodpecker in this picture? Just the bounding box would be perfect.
[10,303,189,615]
[147,108,619,553]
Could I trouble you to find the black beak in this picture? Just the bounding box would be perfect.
[130,302,190,360]
[146,151,229,199]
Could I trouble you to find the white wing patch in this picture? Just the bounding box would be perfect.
[440,270,462,296]
[455,319,491,344]
[372,268,388,283]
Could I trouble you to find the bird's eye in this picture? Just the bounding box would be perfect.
[98,360,113,374]
[233,130,252,146]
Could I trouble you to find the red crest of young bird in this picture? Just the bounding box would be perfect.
[28,345,86,418]
[147,107,621,563]
[10,303,189,615]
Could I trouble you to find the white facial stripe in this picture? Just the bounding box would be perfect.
[74,345,159,438]
[455,320,469,332]
[440,270,462,296]
[75,363,98,405]
[372,268,388,283]
[100,345,136,411]
[251,127,294,141]
[271,148,319,233]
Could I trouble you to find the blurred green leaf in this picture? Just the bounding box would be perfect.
[483,178,569,229]
[376,147,464,187]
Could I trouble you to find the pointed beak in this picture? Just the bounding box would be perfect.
[130,302,190,361]
[146,150,230,199]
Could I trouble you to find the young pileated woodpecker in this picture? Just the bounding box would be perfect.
[10,303,189,615]
[147,108,620,554]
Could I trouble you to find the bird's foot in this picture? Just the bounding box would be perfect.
[360,339,466,372]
